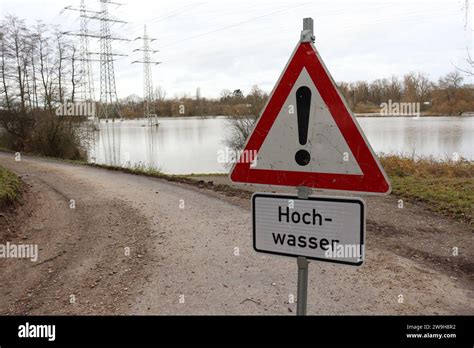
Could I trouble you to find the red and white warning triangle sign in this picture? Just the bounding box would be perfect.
[230,38,391,194]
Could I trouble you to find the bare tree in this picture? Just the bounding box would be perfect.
[154,85,166,102]
[440,71,464,89]
[29,32,40,109]
[219,89,232,102]
[3,16,30,114]
[55,28,66,103]
[387,76,402,101]
[70,44,78,103]
[457,0,473,76]
[458,49,474,77]
[0,27,12,111]
[35,22,54,111]
[416,72,432,104]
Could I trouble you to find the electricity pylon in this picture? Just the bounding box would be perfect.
[98,0,126,121]
[132,25,161,126]
[79,0,95,102]
[62,0,129,122]
[61,0,129,166]
[62,0,95,102]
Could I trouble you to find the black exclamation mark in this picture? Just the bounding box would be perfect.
[295,86,311,166]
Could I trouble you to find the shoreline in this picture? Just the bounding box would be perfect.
[114,114,474,120]
[1,150,472,223]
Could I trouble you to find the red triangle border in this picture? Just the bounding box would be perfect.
[230,42,391,195]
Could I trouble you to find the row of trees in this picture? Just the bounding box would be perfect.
[0,15,81,114]
[337,71,474,115]
[0,15,87,160]
[120,86,269,118]
[118,70,474,118]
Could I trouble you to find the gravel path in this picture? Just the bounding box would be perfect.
[0,152,472,315]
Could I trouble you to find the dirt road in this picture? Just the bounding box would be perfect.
[0,152,472,315]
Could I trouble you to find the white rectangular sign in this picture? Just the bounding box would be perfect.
[252,193,365,265]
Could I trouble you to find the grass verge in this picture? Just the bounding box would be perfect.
[0,166,22,208]
[380,155,473,223]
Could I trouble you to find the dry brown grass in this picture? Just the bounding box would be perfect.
[380,155,473,223]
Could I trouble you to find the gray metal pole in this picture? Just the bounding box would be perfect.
[296,256,309,315]
[296,186,311,316]
[295,17,315,317]
[301,17,315,43]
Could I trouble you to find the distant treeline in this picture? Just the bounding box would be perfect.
[120,87,269,118]
[121,71,474,117]
[337,71,474,115]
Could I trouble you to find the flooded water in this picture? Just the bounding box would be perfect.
[89,116,473,174]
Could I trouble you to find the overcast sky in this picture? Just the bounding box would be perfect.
[1,0,472,99]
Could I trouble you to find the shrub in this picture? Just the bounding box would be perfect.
[0,109,87,161]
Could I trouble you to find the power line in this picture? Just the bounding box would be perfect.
[158,2,311,48]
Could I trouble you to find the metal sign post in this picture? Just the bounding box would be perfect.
[296,256,309,316]
[295,18,313,315]
[301,17,315,43]
[296,186,310,316]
